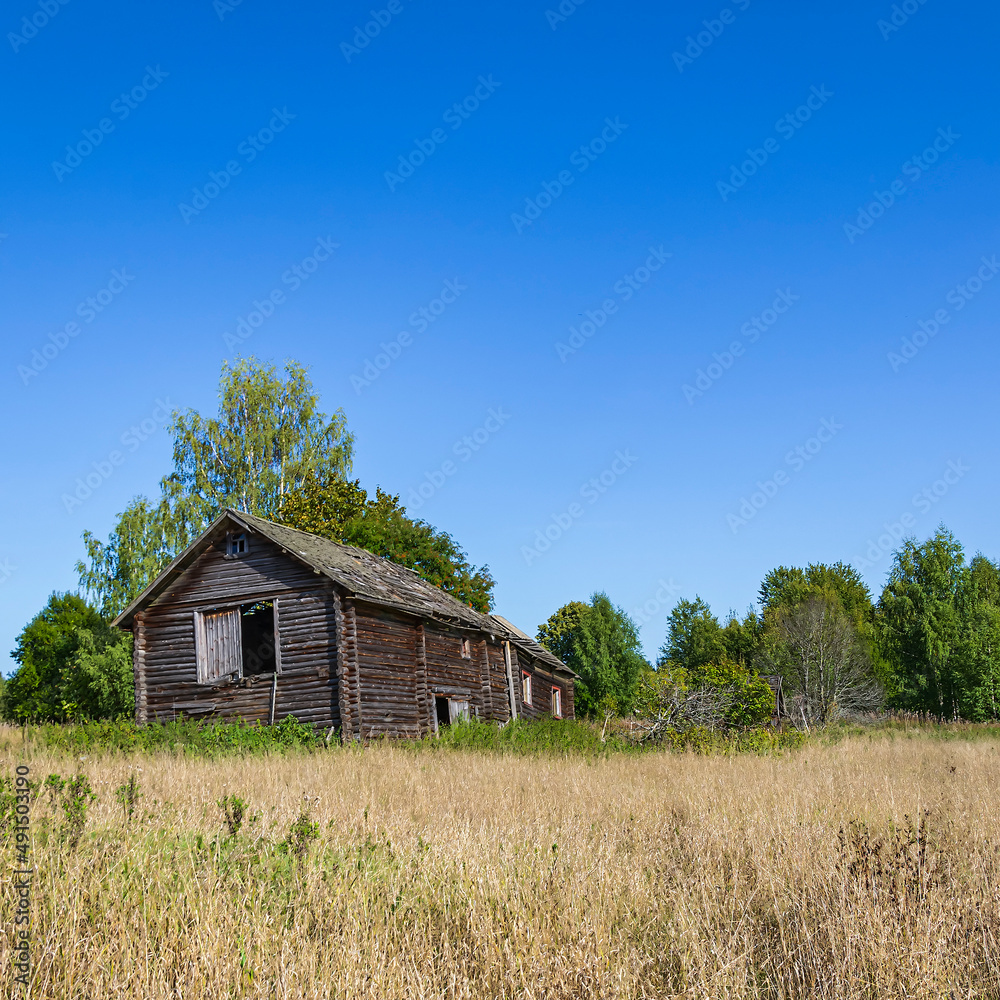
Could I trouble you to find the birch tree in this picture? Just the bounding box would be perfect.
[77,359,354,617]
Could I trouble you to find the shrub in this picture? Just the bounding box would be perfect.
[218,795,248,839]
[31,715,324,756]
[282,811,320,861]
[114,774,142,823]
[411,716,639,757]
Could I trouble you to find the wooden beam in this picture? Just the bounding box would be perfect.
[332,588,353,740]
[503,640,518,722]
[344,597,362,739]
[479,636,493,719]
[268,670,278,725]
[415,621,431,736]
[134,610,148,724]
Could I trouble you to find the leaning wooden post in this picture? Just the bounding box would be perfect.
[503,640,518,722]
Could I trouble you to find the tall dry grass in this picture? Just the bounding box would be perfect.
[2,730,999,998]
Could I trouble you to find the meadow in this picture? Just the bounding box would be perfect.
[1,723,999,998]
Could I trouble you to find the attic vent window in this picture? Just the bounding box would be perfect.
[227,532,248,557]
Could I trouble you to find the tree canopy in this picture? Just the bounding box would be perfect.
[2,593,133,722]
[277,475,495,612]
[170,357,354,519]
[538,594,648,718]
[759,561,874,624]
[878,527,1000,720]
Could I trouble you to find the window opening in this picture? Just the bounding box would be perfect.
[196,600,277,683]
[227,532,248,557]
[241,601,276,676]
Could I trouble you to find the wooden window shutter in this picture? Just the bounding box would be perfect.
[195,608,243,683]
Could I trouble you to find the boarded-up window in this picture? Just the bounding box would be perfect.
[195,608,243,683]
[551,686,562,718]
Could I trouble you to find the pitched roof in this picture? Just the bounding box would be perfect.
[489,614,571,675]
[113,509,574,676]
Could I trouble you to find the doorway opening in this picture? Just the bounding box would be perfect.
[435,696,450,731]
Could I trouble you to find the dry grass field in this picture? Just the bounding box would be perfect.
[2,729,1000,998]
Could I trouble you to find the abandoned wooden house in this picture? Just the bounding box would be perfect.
[113,509,576,736]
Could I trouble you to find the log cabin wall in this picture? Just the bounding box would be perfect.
[349,605,517,737]
[510,647,574,721]
[423,622,486,719]
[139,531,340,727]
[352,602,422,739]
[488,641,512,722]
[134,610,148,722]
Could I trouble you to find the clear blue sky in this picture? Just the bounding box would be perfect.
[2,0,998,673]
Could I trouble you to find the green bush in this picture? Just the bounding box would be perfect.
[408,716,640,757]
[659,725,806,755]
[3,592,134,723]
[26,714,803,759]
[30,715,325,756]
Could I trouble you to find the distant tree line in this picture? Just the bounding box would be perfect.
[538,532,1000,729]
[4,358,999,729]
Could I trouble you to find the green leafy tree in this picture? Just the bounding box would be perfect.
[878,528,967,718]
[656,597,774,728]
[535,601,589,663]
[277,476,495,611]
[170,358,353,519]
[660,597,728,672]
[539,594,648,718]
[879,528,1000,720]
[78,359,355,619]
[63,630,134,721]
[3,593,132,722]
[720,608,766,670]
[955,601,1000,720]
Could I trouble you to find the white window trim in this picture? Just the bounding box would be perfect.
[551,686,562,718]
[225,531,249,558]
